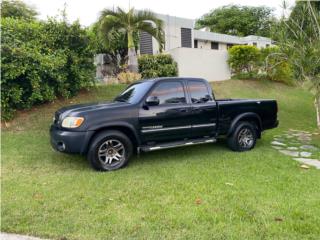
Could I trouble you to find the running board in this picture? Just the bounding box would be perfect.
[141,137,216,152]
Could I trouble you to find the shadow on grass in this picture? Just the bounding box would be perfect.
[47,137,271,172]
[47,140,228,171]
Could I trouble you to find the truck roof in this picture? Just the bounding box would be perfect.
[138,77,207,83]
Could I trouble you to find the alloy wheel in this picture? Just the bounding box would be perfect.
[98,139,125,166]
[238,128,254,148]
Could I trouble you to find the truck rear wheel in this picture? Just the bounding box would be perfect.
[87,130,133,171]
[227,121,257,151]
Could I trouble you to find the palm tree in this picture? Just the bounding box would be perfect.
[98,7,164,72]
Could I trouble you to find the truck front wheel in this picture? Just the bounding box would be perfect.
[227,122,257,151]
[87,130,133,171]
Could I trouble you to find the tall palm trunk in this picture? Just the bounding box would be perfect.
[127,31,138,72]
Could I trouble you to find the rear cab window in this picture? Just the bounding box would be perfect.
[188,80,212,104]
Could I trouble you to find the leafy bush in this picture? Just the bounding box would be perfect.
[231,72,261,80]
[117,72,141,84]
[228,45,260,75]
[260,47,293,85]
[228,45,293,84]
[1,17,95,120]
[138,54,178,79]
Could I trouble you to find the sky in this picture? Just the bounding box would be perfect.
[25,0,296,26]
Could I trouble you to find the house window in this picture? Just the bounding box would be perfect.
[227,44,234,49]
[181,28,192,48]
[140,31,153,55]
[253,42,257,46]
[194,40,198,48]
[211,42,219,50]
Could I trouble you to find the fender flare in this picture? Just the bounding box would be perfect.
[87,121,140,146]
[227,112,262,136]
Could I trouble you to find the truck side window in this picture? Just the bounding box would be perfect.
[189,81,211,103]
[149,82,186,105]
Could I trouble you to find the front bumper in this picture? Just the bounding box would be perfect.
[50,125,94,154]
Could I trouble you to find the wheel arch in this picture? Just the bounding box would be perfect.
[227,112,262,138]
[84,123,140,154]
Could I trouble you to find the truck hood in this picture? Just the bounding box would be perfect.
[56,101,128,119]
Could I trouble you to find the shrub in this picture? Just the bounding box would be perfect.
[260,47,293,85]
[228,45,260,75]
[228,45,293,84]
[231,72,261,80]
[117,72,141,84]
[1,17,95,120]
[138,54,178,79]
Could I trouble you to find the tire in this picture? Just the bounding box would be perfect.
[87,130,133,171]
[227,121,257,152]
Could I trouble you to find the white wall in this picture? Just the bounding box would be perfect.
[168,48,231,81]
[152,14,195,54]
[196,40,228,50]
[219,43,228,50]
[246,41,273,48]
[197,40,211,49]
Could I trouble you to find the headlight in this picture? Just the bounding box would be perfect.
[61,117,84,128]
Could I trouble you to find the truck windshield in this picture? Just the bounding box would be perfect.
[114,81,153,104]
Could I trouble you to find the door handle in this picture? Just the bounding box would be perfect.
[179,109,187,113]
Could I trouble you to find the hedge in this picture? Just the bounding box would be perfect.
[1,17,95,120]
[138,54,178,79]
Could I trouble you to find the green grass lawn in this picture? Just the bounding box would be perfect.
[2,80,320,240]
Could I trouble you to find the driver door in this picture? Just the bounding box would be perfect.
[139,80,192,143]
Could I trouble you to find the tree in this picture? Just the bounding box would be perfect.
[275,1,320,127]
[196,5,276,37]
[87,22,139,69]
[1,0,38,20]
[98,7,164,72]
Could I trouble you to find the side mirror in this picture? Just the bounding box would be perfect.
[146,96,160,106]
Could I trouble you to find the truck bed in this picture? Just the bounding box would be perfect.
[216,98,278,135]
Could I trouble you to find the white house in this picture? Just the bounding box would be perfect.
[139,13,274,81]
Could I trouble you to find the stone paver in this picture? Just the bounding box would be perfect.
[300,145,318,151]
[271,141,286,146]
[300,152,312,158]
[272,146,283,150]
[279,150,299,157]
[0,233,45,240]
[271,130,320,170]
[293,158,320,169]
[287,146,299,150]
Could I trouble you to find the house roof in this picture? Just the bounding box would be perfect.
[194,30,273,44]
[154,12,273,45]
[194,30,243,44]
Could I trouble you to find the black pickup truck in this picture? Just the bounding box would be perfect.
[50,77,278,171]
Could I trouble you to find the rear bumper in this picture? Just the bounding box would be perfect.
[50,125,94,154]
